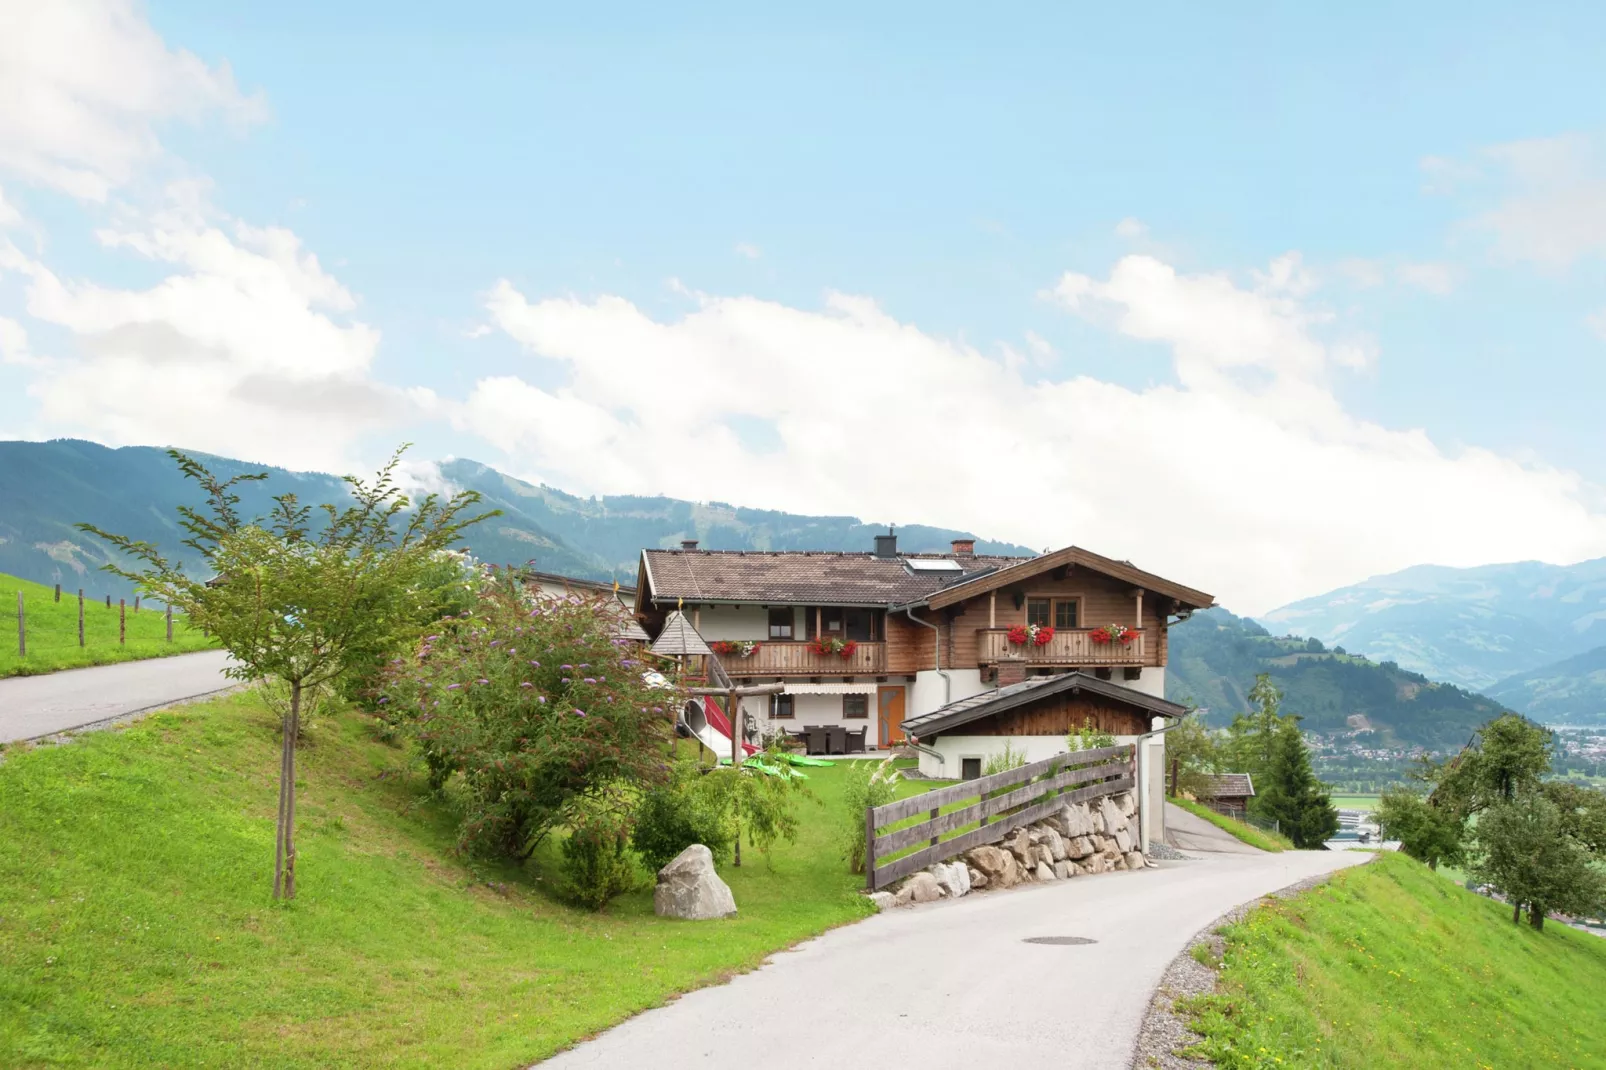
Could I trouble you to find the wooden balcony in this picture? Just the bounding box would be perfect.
[712,640,886,676]
[977,628,1146,666]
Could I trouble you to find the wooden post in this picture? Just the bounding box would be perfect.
[16,590,24,658]
[989,590,996,628]
[105,594,111,609]
[54,583,61,603]
[119,599,126,645]
[78,590,85,647]
[865,799,878,890]
[929,805,939,848]
[134,595,140,614]
[729,687,741,867]
[1170,757,1179,797]
[1135,589,1144,629]
[166,604,173,642]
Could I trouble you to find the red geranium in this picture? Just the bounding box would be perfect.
[1006,624,1030,646]
[1032,625,1056,646]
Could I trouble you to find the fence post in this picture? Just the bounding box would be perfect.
[16,590,24,657]
[864,801,878,891]
[105,594,111,609]
[1170,757,1179,798]
[134,595,140,614]
[119,600,126,645]
[54,583,61,603]
[78,590,85,648]
[166,604,173,642]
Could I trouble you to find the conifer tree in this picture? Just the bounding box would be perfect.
[1254,720,1340,848]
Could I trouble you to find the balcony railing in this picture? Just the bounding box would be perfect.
[711,640,886,676]
[976,628,1146,666]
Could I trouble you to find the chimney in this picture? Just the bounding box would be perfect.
[873,529,898,559]
[951,538,975,557]
[681,539,699,551]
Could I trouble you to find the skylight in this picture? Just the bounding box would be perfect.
[903,558,963,573]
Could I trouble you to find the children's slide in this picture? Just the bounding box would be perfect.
[680,695,759,758]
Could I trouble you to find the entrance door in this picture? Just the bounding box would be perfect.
[877,685,906,747]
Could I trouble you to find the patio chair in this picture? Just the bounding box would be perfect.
[826,725,847,755]
[803,725,828,755]
[845,727,867,753]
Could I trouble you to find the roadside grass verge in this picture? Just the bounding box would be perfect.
[0,572,214,678]
[0,692,932,1068]
[1169,796,1296,852]
[1181,852,1606,1068]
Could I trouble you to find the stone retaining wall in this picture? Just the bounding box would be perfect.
[871,790,1145,908]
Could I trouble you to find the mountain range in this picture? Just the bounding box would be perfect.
[0,439,1032,600]
[1258,559,1606,725]
[4,437,1602,732]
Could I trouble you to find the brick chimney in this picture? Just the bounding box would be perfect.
[951,538,975,557]
[681,539,699,551]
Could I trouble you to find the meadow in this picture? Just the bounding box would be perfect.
[0,572,214,678]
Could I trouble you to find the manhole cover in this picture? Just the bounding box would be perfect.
[1023,936,1096,946]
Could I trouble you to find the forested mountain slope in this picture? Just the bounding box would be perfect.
[0,440,1029,598]
[1488,643,1606,726]
[1168,607,1511,750]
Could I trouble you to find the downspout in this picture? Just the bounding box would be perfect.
[904,606,950,706]
[903,738,946,775]
[1135,717,1182,864]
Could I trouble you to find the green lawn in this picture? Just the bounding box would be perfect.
[0,692,939,1068]
[1182,852,1606,1069]
[1169,796,1297,852]
[1329,794,1380,811]
[0,572,214,678]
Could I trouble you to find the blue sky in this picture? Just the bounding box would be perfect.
[2,1,1605,611]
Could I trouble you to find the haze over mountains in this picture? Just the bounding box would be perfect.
[4,438,1603,731]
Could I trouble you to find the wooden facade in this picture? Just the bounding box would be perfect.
[956,694,1152,738]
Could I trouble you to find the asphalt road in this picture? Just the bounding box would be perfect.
[1164,801,1265,855]
[537,849,1367,1070]
[0,650,235,743]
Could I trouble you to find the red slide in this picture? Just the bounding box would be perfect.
[701,695,759,756]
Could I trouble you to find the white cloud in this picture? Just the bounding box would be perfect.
[2,197,418,472]
[1588,309,1606,341]
[1449,134,1606,269]
[0,0,265,201]
[734,242,762,260]
[1114,217,1148,239]
[1395,262,1454,295]
[465,255,1606,614]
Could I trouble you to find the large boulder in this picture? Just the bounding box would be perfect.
[1114,828,1134,854]
[930,861,971,899]
[1005,828,1035,869]
[896,871,944,905]
[1114,791,1137,818]
[1124,851,1146,871]
[1034,860,1057,882]
[967,865,989,891]
[1099,797,1127,835]
[1091,810,1106,835]
[867,891,896,912]
[654,845,738,920]
[966,845,1011,879]
[1061,802,1095,839]
[1067,835,1096,860]
[1053,860,1074,880]
[1040,827,1067,862]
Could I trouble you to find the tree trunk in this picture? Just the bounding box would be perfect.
[1528,904,1545,931]
[1513,900,1522,925]
[273,680,302,900]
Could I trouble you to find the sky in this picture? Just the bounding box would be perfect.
[2,1,1605,615]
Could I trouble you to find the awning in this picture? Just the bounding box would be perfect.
[781,682,880,695]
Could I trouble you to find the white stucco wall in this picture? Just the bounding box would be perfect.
[908,668,988,720]
[917,733,1143,780]
[696,604,769,641]
[1121,666,1166,698]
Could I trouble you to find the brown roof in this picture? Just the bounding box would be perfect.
[1203,773,1255,799]
[922,545,1214,612]
[639,549,1025,607]
[902,671,1188,737]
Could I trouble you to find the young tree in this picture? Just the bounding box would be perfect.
[1162,712,1221,800]
[1254,720,1340,848]
[1377,788,1466,870]
[1431,714,1552,815]
[1471,794,1606,930]
[81,448,492,899]
[1221,673,1295,788]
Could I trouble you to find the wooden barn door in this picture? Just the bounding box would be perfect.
[877,685,906,748]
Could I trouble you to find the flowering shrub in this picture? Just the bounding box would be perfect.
[1006,623,1056,647]
[633,762,735,870]
[1090,623,1136,645]
[380,577,678,865]
[710,640,761,658]
[807,637,859,658]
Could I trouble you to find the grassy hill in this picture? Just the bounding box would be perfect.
[1183,852,1606,1068]
[0,440,1030,597]
[0,572,214,679]
[0,690,939,1068]
[1168,607,1511,750]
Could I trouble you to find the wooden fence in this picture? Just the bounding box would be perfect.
[865,744,1134,891]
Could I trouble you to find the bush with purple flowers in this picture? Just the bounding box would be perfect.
[382,576,678,872]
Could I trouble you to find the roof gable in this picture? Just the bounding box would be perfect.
[921,545,1213,612]
[638,549,1024,607]
[902,671,1188,737]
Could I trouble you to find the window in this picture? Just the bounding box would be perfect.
[768,607,794,640]
[961,757,982,781]
[1054,599,1079,629]
[843,608,879,641]
[772,694,795,719]
[843,694,869,719]
[1027,597,1052,628]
